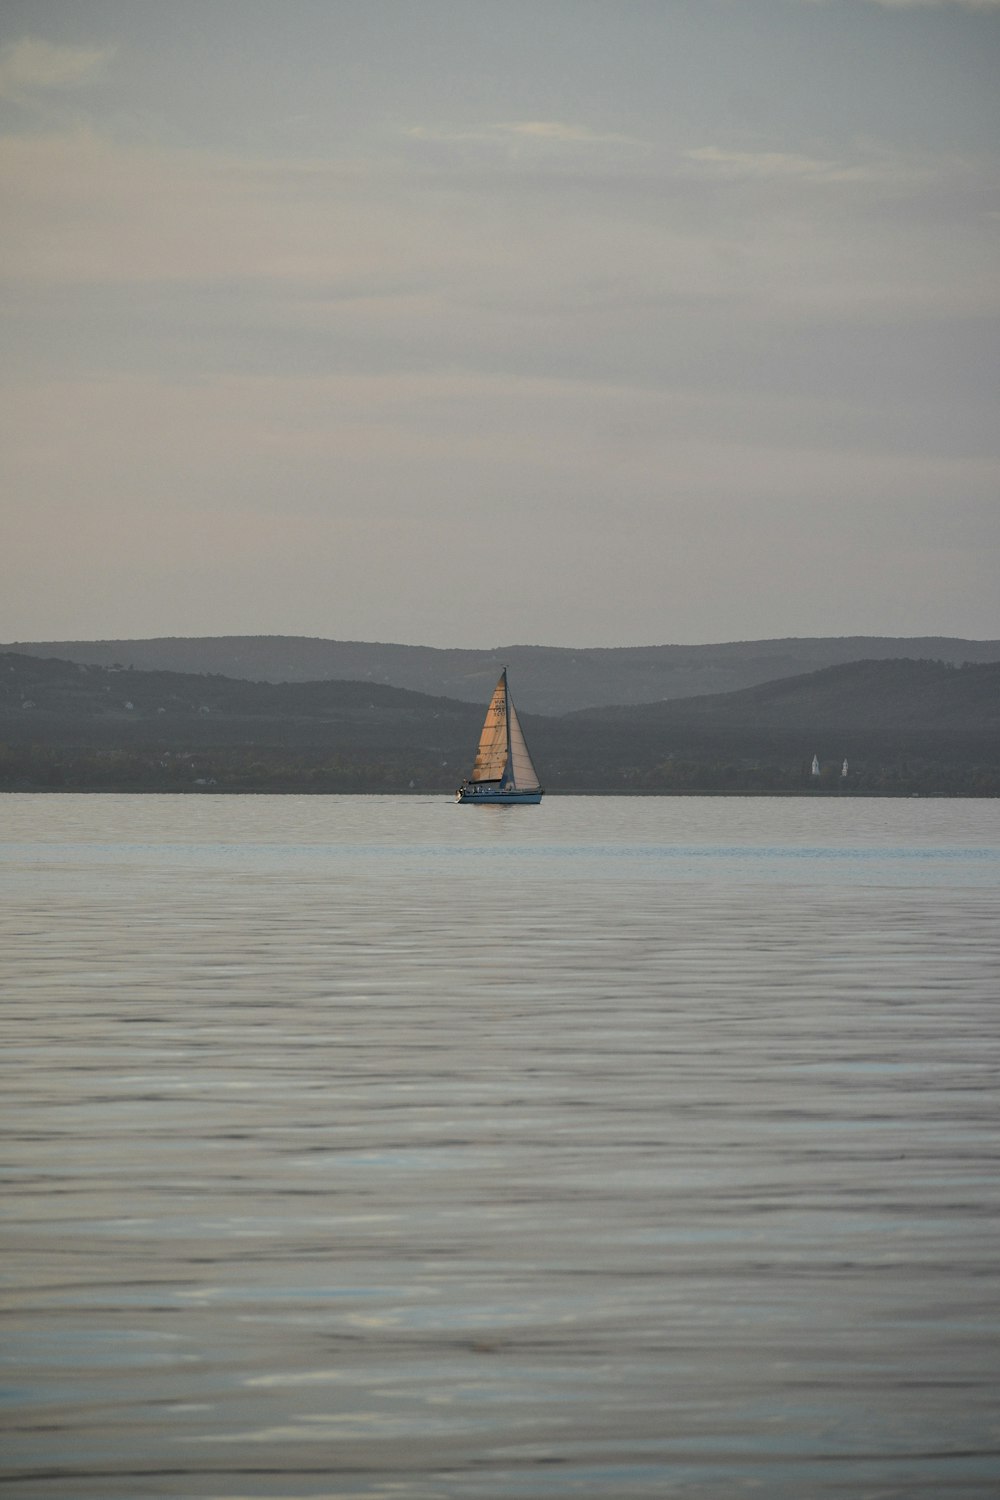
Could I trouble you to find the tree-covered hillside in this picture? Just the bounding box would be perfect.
[2,652,998,794]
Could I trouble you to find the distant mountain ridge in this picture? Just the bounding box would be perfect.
[4,634,998,715]
[571,658,1000,734]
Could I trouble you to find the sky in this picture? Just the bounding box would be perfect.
[2,0,998,648]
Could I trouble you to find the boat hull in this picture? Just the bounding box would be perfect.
[455,787,543,805]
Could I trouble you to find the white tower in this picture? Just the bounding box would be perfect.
[811,755,820,777]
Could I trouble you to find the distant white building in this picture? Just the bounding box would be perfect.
[842,758,849,778]
[811,755,820,776]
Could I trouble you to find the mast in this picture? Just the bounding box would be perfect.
[502,667,511,784]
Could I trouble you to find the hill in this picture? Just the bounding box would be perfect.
[4,634,998,715]
[572,658,1000,735]
[2,652,997,795]
[532,659,1000,793]
[0,653,479,790]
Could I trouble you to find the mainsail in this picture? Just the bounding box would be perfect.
[470,674,510,782]
[470,670,540,790]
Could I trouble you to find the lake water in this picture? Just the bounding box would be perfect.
[2,794,999,1499]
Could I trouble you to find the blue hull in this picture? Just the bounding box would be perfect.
[455,787,543,805]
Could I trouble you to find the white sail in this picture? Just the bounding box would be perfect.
[508,700,540,790]
[470,673,509,782]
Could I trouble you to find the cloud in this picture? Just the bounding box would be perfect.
[2,120,994,363]
[0,37,113,103]
[802,0,1000,8]
[0,129,403,289]
[405,119,647,151]
[686,145,848,180]
[680,143,959,195]
[683,145,910,185]
[862,1,1000,8]
[497,121,647,148]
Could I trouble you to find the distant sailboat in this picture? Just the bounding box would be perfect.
[456,669,543,804]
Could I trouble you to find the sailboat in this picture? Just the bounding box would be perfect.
[455,668,544,804]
